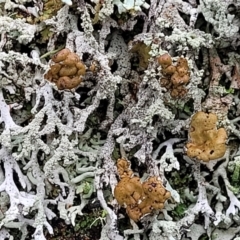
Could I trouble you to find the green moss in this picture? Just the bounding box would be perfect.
[172,203,187,218]
[228,159,240,193]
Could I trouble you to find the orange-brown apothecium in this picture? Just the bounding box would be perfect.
[44,48,86,90]
[114,159,171,222]
[186,112,227,161]
[157,53,190,98]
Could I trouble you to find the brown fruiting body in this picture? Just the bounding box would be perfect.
[56,76,83,90]
[44,48,86,90]
[114,159,171,221]
[186,112,227,161]
[52,48,70,63]
[116,158,134,178]
[157,53,172,68]
[157,54,190,98]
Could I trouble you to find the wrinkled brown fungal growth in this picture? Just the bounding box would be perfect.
[158,53,172,68]
[114,177,143,206]
[186,112,227,162]
[44,48,86,90]
[116,158,134,178]
[139,176,171,216]
[114,159,171,221]
[157,53,190,98]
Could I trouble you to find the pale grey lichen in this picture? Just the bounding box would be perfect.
[199,0,239,40]
[113,0,149,14]
[1,0,240,239]
[0,17,36,44]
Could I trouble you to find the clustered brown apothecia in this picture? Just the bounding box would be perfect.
[44,48,86,90]
[186,112,227,162]
[157,53,190,98]
[114,159,171,222]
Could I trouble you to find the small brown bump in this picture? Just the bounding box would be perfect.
[52,48,71,63]
[59,66,78,77]
[157,53,172,68]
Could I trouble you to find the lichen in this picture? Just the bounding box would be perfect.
[1,0,240,239]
